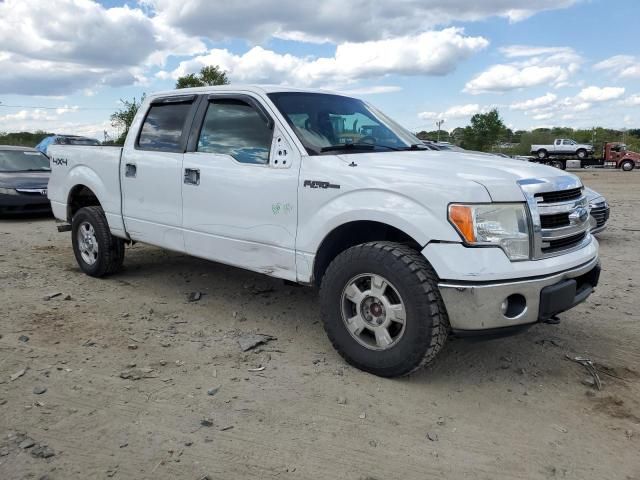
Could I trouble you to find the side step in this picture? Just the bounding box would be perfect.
[56,223,72,232]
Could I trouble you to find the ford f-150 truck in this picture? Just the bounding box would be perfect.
[531,139,594,161]
[48,86,600,377]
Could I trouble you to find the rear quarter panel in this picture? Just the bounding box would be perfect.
[48,145,125,236]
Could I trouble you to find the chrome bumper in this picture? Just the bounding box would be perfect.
[438,256,600,333]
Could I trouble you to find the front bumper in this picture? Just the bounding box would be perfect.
[0,193,52,215]
[438,256,600,334]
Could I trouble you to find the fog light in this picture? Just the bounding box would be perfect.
[501,294,527,319]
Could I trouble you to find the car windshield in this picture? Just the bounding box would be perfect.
[267,92,423,155]
[58,137,99,146]
[0,150,51,172]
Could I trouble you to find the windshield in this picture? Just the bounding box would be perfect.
[267,92,423,155]
[0,150,51,172]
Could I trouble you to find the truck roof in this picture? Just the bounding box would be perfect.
[147,84,351,100]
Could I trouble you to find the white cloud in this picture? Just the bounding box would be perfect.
[532,112,553,121]
[418,103,484,121]
[161,28,488,87]
[593,55,640,79]
[444,104,483,118]
[626,94,640,106]
[576,86,625,102]
[465,64,567,94]
[465,45,582,94]
[418,111,441,120]
[338,86,402,95]
[0,0,204,95]
[146,0,579,43]
[510,93,557,110]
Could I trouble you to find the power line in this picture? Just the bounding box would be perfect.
[0,103,113,110]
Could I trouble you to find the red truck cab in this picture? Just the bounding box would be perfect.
[603,143,638,171]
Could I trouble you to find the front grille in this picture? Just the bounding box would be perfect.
[542,232,587,253]
[540,212,570,228]
[590,205,610,227]
[535,187,582,204]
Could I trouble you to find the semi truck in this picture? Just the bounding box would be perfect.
[47,86,601,377]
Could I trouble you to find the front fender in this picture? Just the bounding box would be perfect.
[296,188,461,254]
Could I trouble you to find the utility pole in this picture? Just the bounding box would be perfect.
[436,119,445,142]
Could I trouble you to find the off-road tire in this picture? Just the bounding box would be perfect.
[319,242,449,377]
[620,160,635,172]
[537,149,548,159]
[71,206,125,277]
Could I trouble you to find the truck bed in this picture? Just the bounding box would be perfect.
[47,145,127,237]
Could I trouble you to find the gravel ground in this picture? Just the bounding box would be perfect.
[1,170,639,480]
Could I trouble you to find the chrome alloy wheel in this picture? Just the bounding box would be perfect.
[77,221,99,265]
[341,273,406,350]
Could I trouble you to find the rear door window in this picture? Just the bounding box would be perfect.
[137,101,194,152]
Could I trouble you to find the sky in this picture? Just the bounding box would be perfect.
[0,0,639,140]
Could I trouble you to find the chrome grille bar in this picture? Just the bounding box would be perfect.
[518,176,592,259]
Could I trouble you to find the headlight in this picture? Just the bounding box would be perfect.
[0,187,19,195]
[448,203,530,261]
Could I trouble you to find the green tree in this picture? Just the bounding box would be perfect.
[460,109,507,151]
[110,95,145,145]
[175,65,230,89]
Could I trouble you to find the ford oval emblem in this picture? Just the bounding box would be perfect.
[570,207,588,223]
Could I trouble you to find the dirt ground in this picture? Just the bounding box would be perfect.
[1,170,639,480]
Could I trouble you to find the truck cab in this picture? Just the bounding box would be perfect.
[603,142,638,171]
[47,86,601,377]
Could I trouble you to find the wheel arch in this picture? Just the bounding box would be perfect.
[67,184,101,222]
[312,220,422,287]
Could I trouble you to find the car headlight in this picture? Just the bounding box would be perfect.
[448,203,530,261]
[0,187,19,195]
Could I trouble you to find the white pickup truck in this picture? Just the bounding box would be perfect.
[531,139,594,161]
[48,86,600,377]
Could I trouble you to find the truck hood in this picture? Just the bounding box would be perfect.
[336,150,581,202]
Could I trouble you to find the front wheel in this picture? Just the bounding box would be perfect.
[72,206,125,277]
[319,242,449,377]
[620,160,635,172]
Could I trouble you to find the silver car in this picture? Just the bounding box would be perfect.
[585,187,610,234]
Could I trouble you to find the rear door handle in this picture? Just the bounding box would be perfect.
[184,168,200,186]
[125,163,137,178]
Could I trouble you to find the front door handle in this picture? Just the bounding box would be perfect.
[184,168,200,185]
[125,163,137,178]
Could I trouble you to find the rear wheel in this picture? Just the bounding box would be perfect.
[576,149,588,159]
[537,149,548,159]
[620,160,635,172]
[549,159,565,170]
[72,206,125,277]
[319,242,449,377]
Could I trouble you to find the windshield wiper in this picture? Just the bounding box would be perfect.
[400,144,428,151]
[320,143,401,153]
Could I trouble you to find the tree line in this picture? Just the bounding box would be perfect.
[416,109,640,156]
